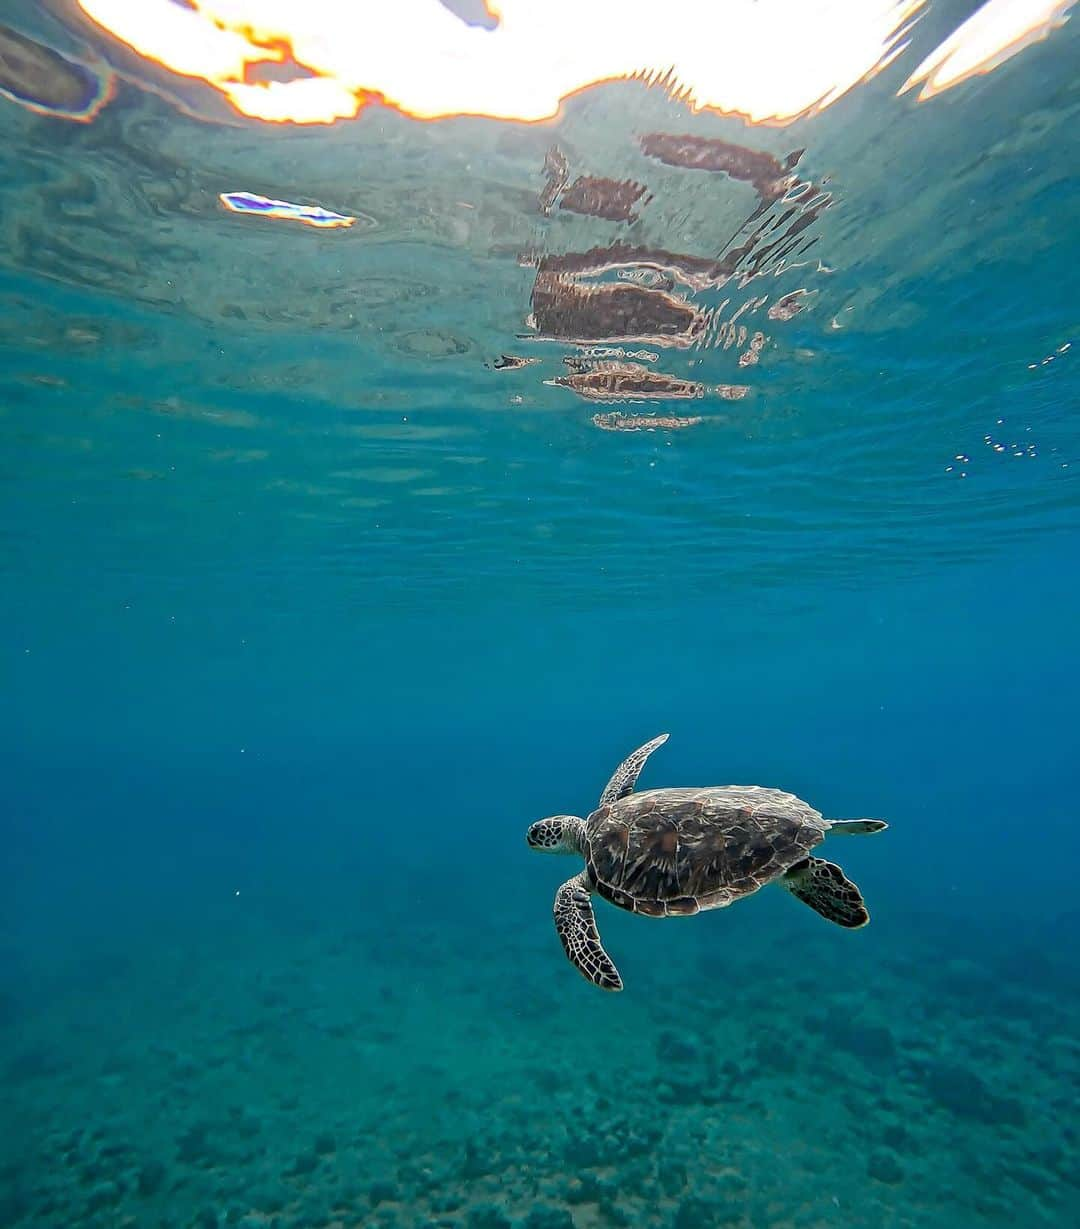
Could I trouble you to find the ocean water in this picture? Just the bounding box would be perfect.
[2,2,1079,1228]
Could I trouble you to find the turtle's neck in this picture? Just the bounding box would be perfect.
[564,816,586,854]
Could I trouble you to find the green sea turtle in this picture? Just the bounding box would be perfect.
[526,734,887,991]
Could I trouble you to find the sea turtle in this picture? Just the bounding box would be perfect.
[526,734,887,991]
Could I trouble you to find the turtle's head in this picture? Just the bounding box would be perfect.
[526,815,584,855]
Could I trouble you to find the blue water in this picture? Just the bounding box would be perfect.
[2,2,1079,1227]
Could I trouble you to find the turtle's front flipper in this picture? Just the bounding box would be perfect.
[554,873,623,991]
[599,733,669,807]
[782,857,870,928]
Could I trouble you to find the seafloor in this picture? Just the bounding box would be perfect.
[4,868,1076,1229]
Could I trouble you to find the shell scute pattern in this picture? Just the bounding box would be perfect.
[585,786,826,913]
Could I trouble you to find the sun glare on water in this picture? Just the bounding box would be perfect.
[71,0,1074,127]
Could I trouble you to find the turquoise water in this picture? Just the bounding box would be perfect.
[3,2,1080,1227]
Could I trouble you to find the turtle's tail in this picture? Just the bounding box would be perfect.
[827,819,888,835]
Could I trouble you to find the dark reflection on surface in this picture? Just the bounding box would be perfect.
[538,144,570,216]
[591,409,704,431]
[529,243,738,292]
[521,127,832,411]
[558,174,650,224]
[540,143,651,223]
[550,360,705,402]
[485,354,540,372]
[639,132,804,206]
[0,21,110,119]
[527,267,708,348]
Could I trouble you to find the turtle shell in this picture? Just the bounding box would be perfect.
[583,786,827,916]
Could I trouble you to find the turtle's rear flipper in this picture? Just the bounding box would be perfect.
[554,873,623,991]
[782,857,870,928]
[828,818,888,835]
